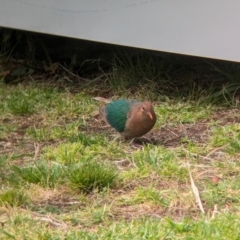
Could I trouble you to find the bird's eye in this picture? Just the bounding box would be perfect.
[142,107,145,111]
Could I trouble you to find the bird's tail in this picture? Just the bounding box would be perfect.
[99,106,108,123]
[93,97,111,103]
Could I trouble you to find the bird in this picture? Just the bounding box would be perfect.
[99,99,157,139]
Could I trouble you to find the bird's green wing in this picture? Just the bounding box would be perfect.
[106,99,138,132]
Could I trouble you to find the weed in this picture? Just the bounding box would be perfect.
[107,52,166,92]
[135,187,169,207]
[0,189,29,207]
[132,145,188,181]
[8,162,64,188]
[67,160,118,193]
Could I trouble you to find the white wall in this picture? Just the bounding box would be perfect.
[1,0,240,62]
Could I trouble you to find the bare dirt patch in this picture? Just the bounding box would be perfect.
[60,107,240,149]
[2,107,239,164]
[148,123,209,147]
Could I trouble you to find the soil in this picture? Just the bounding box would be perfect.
[1,108,239,160]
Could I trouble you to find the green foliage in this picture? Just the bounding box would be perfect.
[227,133,240,154]
[0,86,58,116]
[135,187,170,207]
[202,180,240,208]
[43,133,126,164]
[132,145,188,181]
[0,155,9,171]
[4,90,36,115]
[8,162,64,188]
[108,52,166,91]
[67,160,118,193]
[44,142,86,164]
[0,189,29,207]
[210,124,240,148]
[27,121,84,141]
[206,60,240,105]
[2,45,240,239]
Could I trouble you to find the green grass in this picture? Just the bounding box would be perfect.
[1,51,240,239]
[0,189,29,207]
[67,160,118,193]
[1,214,240,239]
[8,162,64,188]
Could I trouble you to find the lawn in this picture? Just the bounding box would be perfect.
[1,53,240,239]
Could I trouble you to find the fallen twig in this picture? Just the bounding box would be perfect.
[93,96,111,103]
[20,209,68,229]
[182,148,213,161]
[187,162,205,214]
[31,215,68,228]
[211,204,219,219]
[205,145,226,158]
[33,142,41,161]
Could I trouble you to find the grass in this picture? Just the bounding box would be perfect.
[8,162,64,188]
[0,189,29,207]
[1,51,240,239]
[67,160,118,193]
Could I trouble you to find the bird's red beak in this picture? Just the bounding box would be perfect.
[148,112,153,120]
